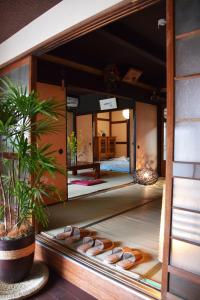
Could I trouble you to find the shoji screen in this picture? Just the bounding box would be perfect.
[163,1,200,299]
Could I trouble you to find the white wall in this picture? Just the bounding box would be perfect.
[136,102,157,170]
[0,0,124,67]
[111,110,127,157]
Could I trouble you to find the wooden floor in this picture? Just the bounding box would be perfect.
[29,269,96,300]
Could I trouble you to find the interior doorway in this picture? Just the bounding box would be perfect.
[36,0,166,296]
[67,105,134,199]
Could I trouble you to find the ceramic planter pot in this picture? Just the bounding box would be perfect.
[0,233,35,283]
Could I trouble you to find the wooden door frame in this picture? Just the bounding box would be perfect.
[1,1,173,298]
[91,107,134,173]
[162,0,174,298]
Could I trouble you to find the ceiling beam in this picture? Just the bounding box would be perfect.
[38,58,155,101]
[40,54,156,91]
[98,29,166,67]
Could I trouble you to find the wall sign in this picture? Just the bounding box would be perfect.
[99,98,117,110]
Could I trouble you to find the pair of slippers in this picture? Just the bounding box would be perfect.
[55,226,91,243]
[104,247,143,270]
[77,236,114,256]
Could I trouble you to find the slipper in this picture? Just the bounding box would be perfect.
[64,227,91,243]
[55,226,90,241]
[103,247,124,264]
[116,249,143,270]
[86,238,114,256]
[77,236,96,254]
[55,225,76,240]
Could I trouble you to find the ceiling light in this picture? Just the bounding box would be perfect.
[122,109,130,119]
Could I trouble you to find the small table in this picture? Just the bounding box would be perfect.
[67,161,100,179]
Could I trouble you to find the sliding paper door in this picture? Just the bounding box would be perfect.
[163,1,200,298]
[36,82,67,204]
[136,102,157,171]
[76,114,93,162]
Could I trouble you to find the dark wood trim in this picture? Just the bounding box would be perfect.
[127,118,130,158]
[35,235,161,300]
[66,85,160,105]
[40,54,156,92]
[93,113,98,137]
[40,54,102,76]
[109,112,112,136]
[97,118,110,121]
[133,105,137,172]
[168,265,200,286]
[111,120,128,124]
[37,61,151,100]
[175,73,200,80]
[162,0,175,297]
[29,56,37,91]
[157,105,162,176]
[176,28,200,40]
[116,141,127,144]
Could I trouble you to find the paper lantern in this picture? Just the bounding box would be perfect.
[134,168,158,185]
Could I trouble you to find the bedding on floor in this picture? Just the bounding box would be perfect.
[100,156,130,173]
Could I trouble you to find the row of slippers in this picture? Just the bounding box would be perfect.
[55,226,143,270]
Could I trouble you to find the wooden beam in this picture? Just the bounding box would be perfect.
[40,54,156,92]
[41,54,102,76]
[98,29,166,68]
[38,58,155,101]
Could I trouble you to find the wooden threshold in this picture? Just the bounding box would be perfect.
[36,234,161,300]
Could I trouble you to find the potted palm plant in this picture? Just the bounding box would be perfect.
[0,78,63,283]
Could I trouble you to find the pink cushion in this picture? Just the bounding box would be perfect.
[70,179,105,186]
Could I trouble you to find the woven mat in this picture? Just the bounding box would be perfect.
[0,261,49,300]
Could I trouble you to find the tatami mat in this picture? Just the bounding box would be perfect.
[43,180,164,288]
[46,179,163,230]
[68,170,133,198]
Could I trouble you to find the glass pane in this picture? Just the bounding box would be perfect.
[172,208,200,244]
[173,178,200,211]
[175,0,200,35]
[175,79,200,121]
[4,64,29,91]
[171,239,200,275]
[169,273,200,300]
[176,36,200,76]
[174,122,200,162]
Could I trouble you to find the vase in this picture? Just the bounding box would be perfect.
[70,154,77,166]
[0,233,35,283]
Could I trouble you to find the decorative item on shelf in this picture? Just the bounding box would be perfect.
[122,109,130,120]
[0,78,63,283]
[122,67,142,84]
[67,131,77,165]
[100,130,106,137]
[134,168,158,185]
[104,64,120,90]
